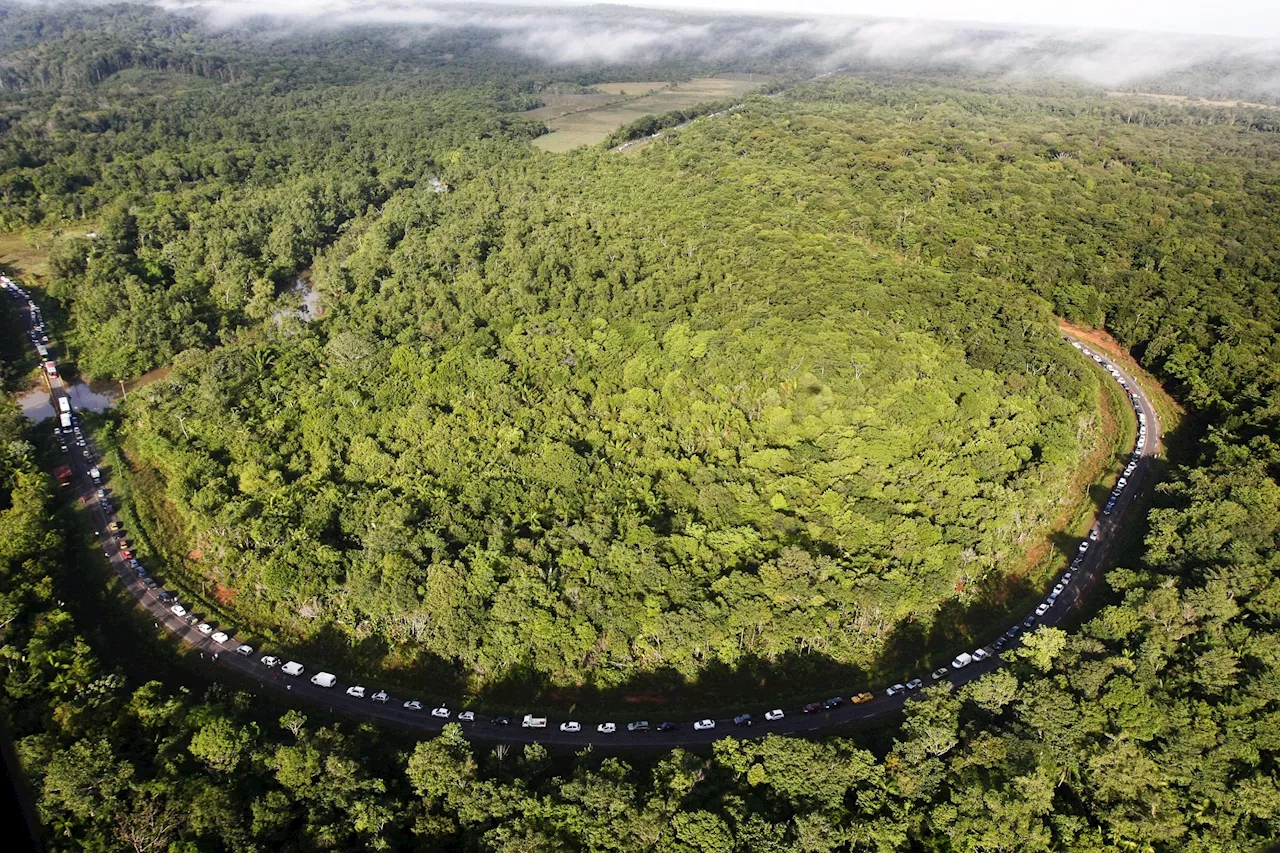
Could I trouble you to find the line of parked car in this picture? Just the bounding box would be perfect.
[1069,339,1148,517]
[55,321,1150,741]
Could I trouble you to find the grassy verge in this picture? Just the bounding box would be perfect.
[90,416,246,645]
[1058,320,1184,453]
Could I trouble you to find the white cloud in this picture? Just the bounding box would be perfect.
[144,0,1280,93]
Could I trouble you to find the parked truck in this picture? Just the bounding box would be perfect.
[60,412,72,429]
[521,714,547,729]
[57,397,70,414]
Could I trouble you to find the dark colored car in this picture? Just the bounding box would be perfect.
[802,702,824,714]
[823,697,845,710]
[491,716,510,726]
[733,714,754,727]
[656,722,678,732]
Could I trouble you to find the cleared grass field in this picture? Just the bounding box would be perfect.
[0,231,53,280]
[0,224,98,280]
[532,77,760,152]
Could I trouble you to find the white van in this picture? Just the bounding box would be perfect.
[310,672,337,688]
[281,661,304,677]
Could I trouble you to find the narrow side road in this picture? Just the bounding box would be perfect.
[8,277,1159,751]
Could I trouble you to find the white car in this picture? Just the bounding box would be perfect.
[1035,603,1050,616]
[458,711,475,722]
[693,719,716,731]
[431,707,450,719]
[973,648,990,662]
[559,721,581,732]
[197,623,214,635]
[1053,583,1065,595]
[765,709,785,721]
[346,686,366,698]
[170,605,187,617]
[211,631,230,644]
[597,722,616,733]
[1078,541,1090,553]
[1089,528,1099,541]
[260,655,280,667]
[403,700,423,711]
[235,645,254,657]
[886,683,906,696]
[372,690,389,703]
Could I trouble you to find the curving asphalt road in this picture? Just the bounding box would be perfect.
[8,276,1159,749]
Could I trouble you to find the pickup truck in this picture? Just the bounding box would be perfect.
[521,714,547,729]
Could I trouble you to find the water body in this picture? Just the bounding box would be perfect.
[273,277,321,324]
[68,382,118,413]
[16,371,168,423]
[17,387,56,422]
[18,381,117,422]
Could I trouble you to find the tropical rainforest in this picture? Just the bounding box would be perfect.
[2,1,1280,851]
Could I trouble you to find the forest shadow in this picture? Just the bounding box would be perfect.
[475,651,876,717]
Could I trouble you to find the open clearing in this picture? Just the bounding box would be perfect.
[0,224,97,280]
[532,77,760,152]
[0,231,54,280]
[1106,90,1278,110]
[591,81,669,96]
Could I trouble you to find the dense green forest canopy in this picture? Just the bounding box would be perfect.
[3,4,1280,851]
[125,121,1094,687]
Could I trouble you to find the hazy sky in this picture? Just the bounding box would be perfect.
[608,0,1279,39]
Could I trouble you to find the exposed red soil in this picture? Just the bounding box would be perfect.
[213,583,238,607]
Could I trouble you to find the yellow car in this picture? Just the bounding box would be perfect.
[851,692,874,705]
